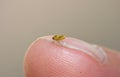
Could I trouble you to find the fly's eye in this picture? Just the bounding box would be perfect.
[52,35,58,40]
[52,35,65,41]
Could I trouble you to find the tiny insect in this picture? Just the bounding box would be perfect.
[52,35,65,41]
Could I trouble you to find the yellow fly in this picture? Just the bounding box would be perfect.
[52,35,65,41]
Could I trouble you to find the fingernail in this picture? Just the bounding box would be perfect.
[39,36,108,64]
[59,37,108,64]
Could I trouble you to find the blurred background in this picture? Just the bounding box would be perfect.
[0,0,120,77]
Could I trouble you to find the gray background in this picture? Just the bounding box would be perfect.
[0,0,120,77]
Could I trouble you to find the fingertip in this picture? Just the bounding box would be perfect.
[24,35,120,77]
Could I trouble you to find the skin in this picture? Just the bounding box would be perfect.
[24,36,120,77]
